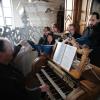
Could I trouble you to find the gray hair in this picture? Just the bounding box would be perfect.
[0,37,14,54]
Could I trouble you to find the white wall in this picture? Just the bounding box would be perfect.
[11,0,64,28]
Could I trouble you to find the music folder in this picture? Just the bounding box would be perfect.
[27,40,53,55]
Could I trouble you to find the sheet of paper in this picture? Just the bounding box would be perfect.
[53,42,66,64]
[60,45,77,71]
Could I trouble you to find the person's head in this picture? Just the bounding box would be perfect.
[0,37,14,64]
[43,27,51,36]
[88,12,100,27]
[67,24,76,35]
[52,23,59,33]
[47,32,55,44]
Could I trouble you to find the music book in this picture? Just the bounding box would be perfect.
[53,42,77,71]
[53,42,66,64]
[27,40,53,55]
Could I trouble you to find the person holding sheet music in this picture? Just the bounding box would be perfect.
[67,23,81,39]
[51,23,62,40]
[62,24,81,44]
[39,32,55,56]
[64,12,100,67]
[43,32,55,45]
[28,32,55,56]
[77,12,100,67]
[38,26,51,44]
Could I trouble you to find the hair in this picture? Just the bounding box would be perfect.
[90,12,100,19]
[52,23,60,32]
[68,23,79,33]
[53,23,59,29]
[47,32,54,37]
[47,32,55,44]
[0,40,5,52]
[0,37,14,54]
[44,26,51,31]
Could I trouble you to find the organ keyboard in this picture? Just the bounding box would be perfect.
[36,66,73,100]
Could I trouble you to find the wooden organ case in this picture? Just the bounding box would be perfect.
[25,42,100,100]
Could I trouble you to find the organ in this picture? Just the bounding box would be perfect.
[25,42,100,100]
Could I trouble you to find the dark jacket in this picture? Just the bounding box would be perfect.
[0,63,41,99]
[89,22,100,48]
[77,22,100,67]
[38,35,47,44]
[13,44,22,59]
[76,26,94,47]
[89,22,100,67]
[73,33,81,39]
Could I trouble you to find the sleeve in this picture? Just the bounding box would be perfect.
[38,37,44,44]
[25,86,41,99]
[13,44,22,58]
[26,86,41,92]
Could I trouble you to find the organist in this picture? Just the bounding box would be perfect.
[0,37,49,99]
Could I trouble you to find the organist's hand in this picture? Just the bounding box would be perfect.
[39,84,49,92]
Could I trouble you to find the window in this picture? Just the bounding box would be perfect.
[2,0,11,7]
[64,0,74,30]
[3,8,12,17]
[0,17,4,26]
[0,0,13,27]
[5,17,12,25]
[0,6,2,16]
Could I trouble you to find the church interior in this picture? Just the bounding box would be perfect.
[0,0,100,99]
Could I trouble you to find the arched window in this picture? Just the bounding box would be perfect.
[64,0,74,31]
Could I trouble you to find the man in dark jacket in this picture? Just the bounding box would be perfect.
[0,37,49,99]
[76,12,100,67]
[76,12,100,47]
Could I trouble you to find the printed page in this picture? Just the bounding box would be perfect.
[53,42,66,64]
[60,45,77,71]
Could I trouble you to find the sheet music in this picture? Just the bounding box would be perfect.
[41,45,53,54]
[27,41,53,55]
[53,42,66,64]
[60,45,77,71]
